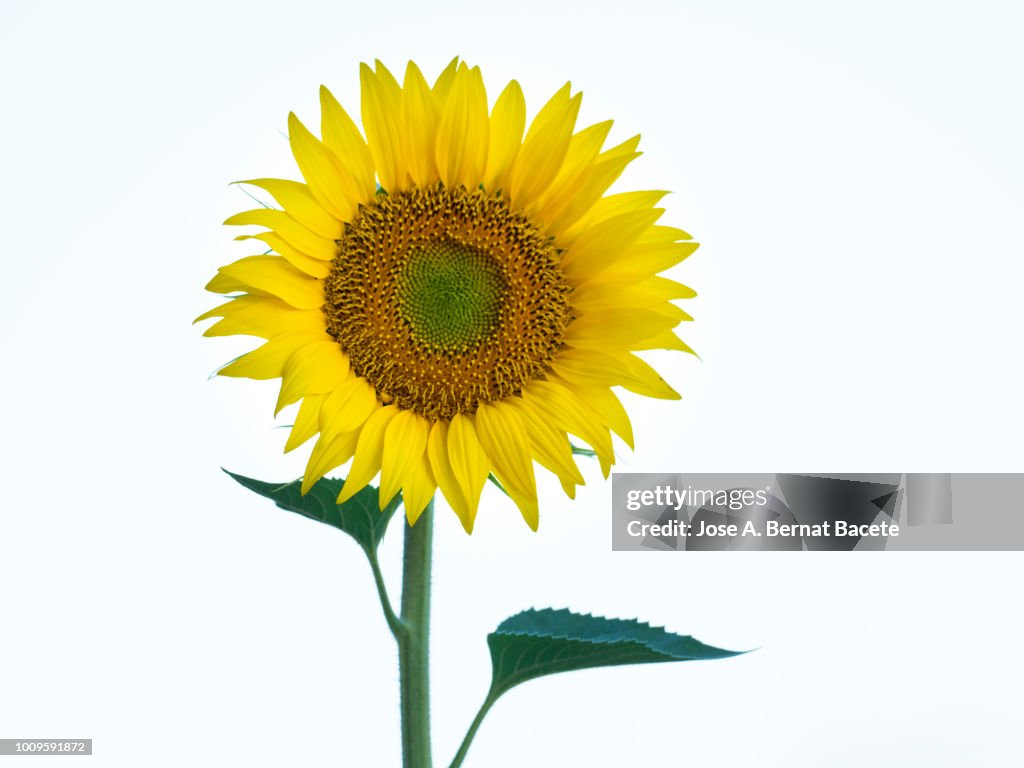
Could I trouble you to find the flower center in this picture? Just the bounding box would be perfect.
[397,240,507,352]
[323,184,571,422]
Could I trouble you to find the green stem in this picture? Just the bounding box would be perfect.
[399,499,434,768]
[448,690,497,768]
[367,548,405,639]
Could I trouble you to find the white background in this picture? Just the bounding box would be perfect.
[2,1,1022,765]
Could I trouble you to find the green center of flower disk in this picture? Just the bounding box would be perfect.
[396,241,507,351]
[323,183,572,421]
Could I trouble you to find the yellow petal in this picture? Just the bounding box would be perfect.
[640,224,695,244]
[506,398,585,488]
[551,377,634,450]
[432,56,460,107]
[320,86,377,204]
[550,353,634,390]
[427,421,472,532]
[235,178,341,239]
[560,208,665,279]
[374,59,402,93]
[528,120,612,224]
[379,410,431,509]
[401,451,437,526]
[522,379,615,476]
[360,61,406,192]
[631,331,698,355]
[224,208,338,262]
[276,341,350,414]
[233,232,330,279]
[592,240,700,280]
[554,345,679,399]
[649,303,693,323]
[447,413,491,531]
[336,405,399,505]
[205,270,248,295]
[401,61,440,187]
[285,393,326,453]
[213,255,324,310]
[564,308,681,347]
[318,375,379,442]
[509,83,581,209]
[435,63,489,189]
[545,136,642,237]
[549,346,642,389]
[287,112,358,221]
[560,189,668,245]
[302,429,361,494]
[474,402,539,530]
[572,275,697,310]
[483,80,525,193]
[464,66,491,183]
[196,295,325,339]
[218,332,324,380]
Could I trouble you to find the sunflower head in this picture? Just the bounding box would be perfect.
[198,58,699,533]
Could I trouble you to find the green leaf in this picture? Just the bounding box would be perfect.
[449,609,743,766]
[570,444,597,458]
[224,470,401,554]
[487,608,742,698]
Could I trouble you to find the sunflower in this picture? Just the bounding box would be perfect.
[198,59,698,533]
